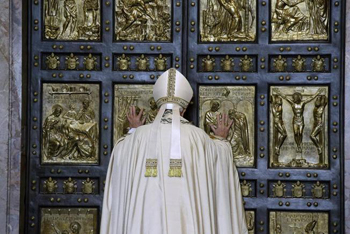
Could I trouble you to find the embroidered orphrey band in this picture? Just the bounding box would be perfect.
[168,159,182,177]
[156,96,189,109]
[145,159,158,177]
[167,68,177,97]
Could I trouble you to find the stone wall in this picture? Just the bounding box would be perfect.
[0,0,22,233]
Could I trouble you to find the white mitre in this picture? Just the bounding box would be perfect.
[153,68,193,109]
[145,68,193,178]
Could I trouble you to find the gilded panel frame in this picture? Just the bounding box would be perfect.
[114,0,173,42]
[269,0,330,42]
[269,210,329,233]
[198,85,256,167]
[40,207,99,234]
[268,85,329,169]
[43,0,102,41]
[199,0,258,43]
[41,83,101,165]
[113,84,155,144]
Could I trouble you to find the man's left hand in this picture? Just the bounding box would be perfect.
[210,113,233,139]
[127,106,146,128]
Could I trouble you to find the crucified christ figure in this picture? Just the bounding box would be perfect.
[274,88,325,153]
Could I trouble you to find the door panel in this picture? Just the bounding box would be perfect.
[26,0,344,233]
[186,0,342,233]
[27,0,184,233]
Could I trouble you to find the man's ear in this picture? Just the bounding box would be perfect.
[180,108,187,116]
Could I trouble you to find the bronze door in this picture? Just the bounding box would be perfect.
[25,0,345,233]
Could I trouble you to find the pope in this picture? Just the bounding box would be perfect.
[101,68,248,234]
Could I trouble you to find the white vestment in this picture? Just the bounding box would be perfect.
[101,113,248,234]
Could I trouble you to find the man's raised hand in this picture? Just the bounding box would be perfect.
[210,113,233,139]
[127,106,146,128]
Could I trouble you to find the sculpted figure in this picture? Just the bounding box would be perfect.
[240,0,256,29]
[204,100,221,134]
[308,0,328,34]
[43,104,67,159]
[44,0,60,39]
[310,95,328,156]
[201,0,255,41]
[70,222,82,234]
[275,224,282,234]
[116,0,170,41]
[246,212,254,231]
[84,0,99,26]
[146,97,158,124]
[76,99,95,123]
[274,88,324,153]
[271,0,307,33]
[202,1,220,37]
[63,104,77,120]
[45,0,59,28]
[216,0,243,35]
[228,107,251,156]
[270,95,287,157]
[58,99,97,159]
[61,0,78,37]
[116,97,136,139]
[118,0,154,36]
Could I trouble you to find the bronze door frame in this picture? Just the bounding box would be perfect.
[25,0,345,233]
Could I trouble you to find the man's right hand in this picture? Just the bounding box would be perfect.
[127,106,146,129]
[210,113,233,139]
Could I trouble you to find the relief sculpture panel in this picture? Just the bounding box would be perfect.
[271,0,329,41]
[44,0,101,40]
[40,208,98,234]
[245,210,255,234]
[269,211,329,234]
[42,83,100,164]
[114,84,156,143]
[115,0,171,41]
[200,0,256,42]
[199,86,255,167]
[269,86,328,168]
